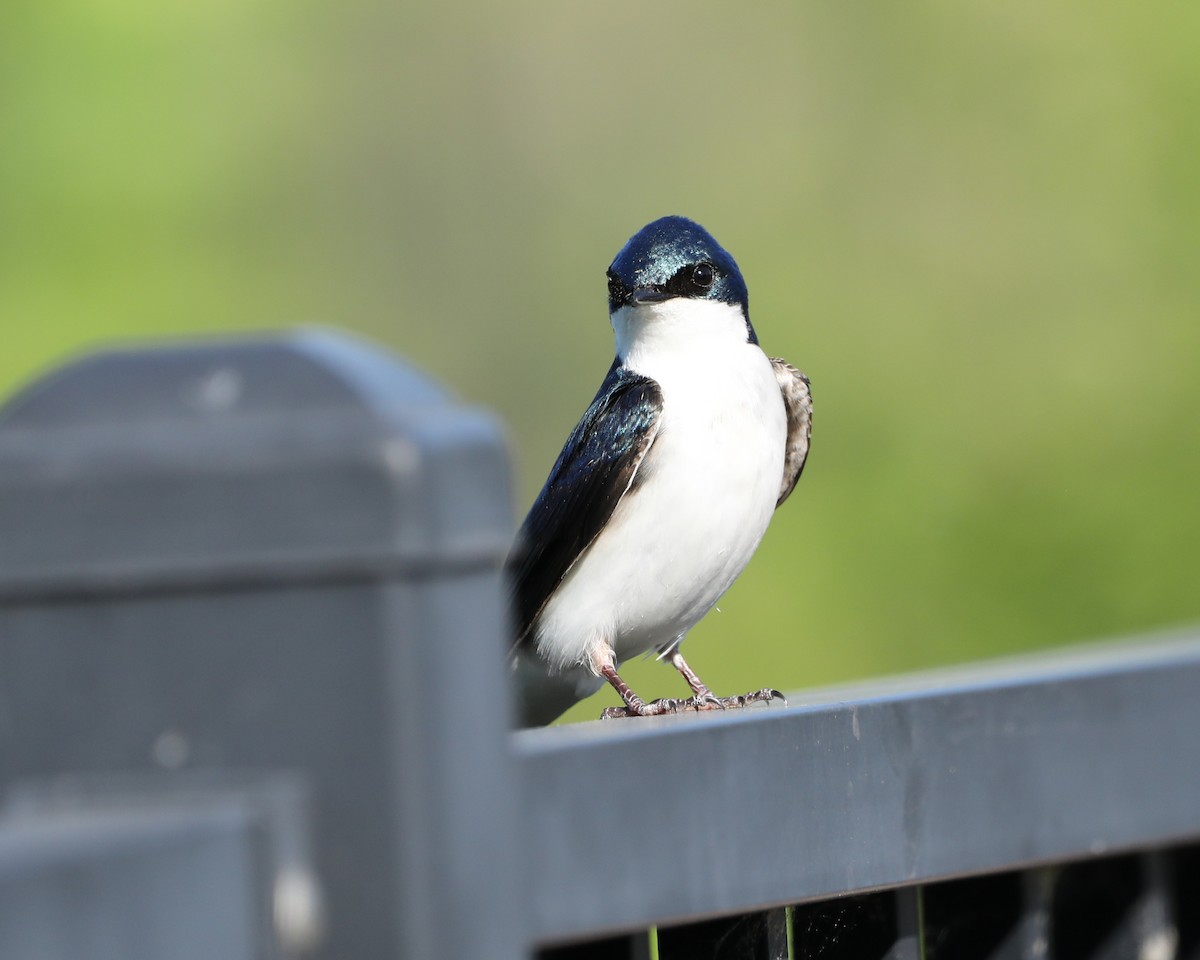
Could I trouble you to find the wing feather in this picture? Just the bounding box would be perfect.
[771,358,812,507]
[506,362,663,649]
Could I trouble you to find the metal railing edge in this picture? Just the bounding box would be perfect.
[515,627,1200,945]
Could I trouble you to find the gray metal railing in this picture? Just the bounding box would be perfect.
[1,331,1197,960]
[522,633,1200,958]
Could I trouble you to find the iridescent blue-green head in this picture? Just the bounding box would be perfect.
[606,216,756,343]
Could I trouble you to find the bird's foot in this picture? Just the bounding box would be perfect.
[600,696,696,719]
[713,687,788,709]
[600,688,786,719]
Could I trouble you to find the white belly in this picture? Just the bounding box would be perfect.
[534,333,786,673]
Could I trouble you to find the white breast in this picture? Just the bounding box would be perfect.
[534,299,787,673]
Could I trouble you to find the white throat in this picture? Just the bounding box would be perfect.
[610,299,753,375]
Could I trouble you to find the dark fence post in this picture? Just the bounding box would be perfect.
[0,329,523,960]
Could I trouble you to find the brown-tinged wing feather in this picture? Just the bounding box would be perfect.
[770,358,812,507]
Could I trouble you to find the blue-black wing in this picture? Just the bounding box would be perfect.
[507,361,663,649]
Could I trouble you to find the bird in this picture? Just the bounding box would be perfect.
[507,216,812,726]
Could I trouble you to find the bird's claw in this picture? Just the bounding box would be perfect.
[690,691,726,711]
[719,687,787,709]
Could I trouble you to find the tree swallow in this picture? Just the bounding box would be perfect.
[507,216,812,725]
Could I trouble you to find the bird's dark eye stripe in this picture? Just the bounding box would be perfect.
[661,260,718,297]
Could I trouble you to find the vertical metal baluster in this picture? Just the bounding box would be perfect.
[989,868,1056,960]
[1127,854,1177,960]
[887,887,924,960]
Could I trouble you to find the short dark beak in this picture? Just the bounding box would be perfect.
[630,287,672,305]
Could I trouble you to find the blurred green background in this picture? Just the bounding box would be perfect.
[2,1,1197,723]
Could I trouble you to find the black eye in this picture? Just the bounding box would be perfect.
[691,262,715,288]
[607,270,623,300]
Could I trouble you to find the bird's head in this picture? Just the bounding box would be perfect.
[606,216,756,346]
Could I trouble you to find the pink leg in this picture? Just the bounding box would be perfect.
[597,654,787,720]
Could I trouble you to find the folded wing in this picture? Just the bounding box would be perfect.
[507,362,664,649]
[770,358,813,507]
